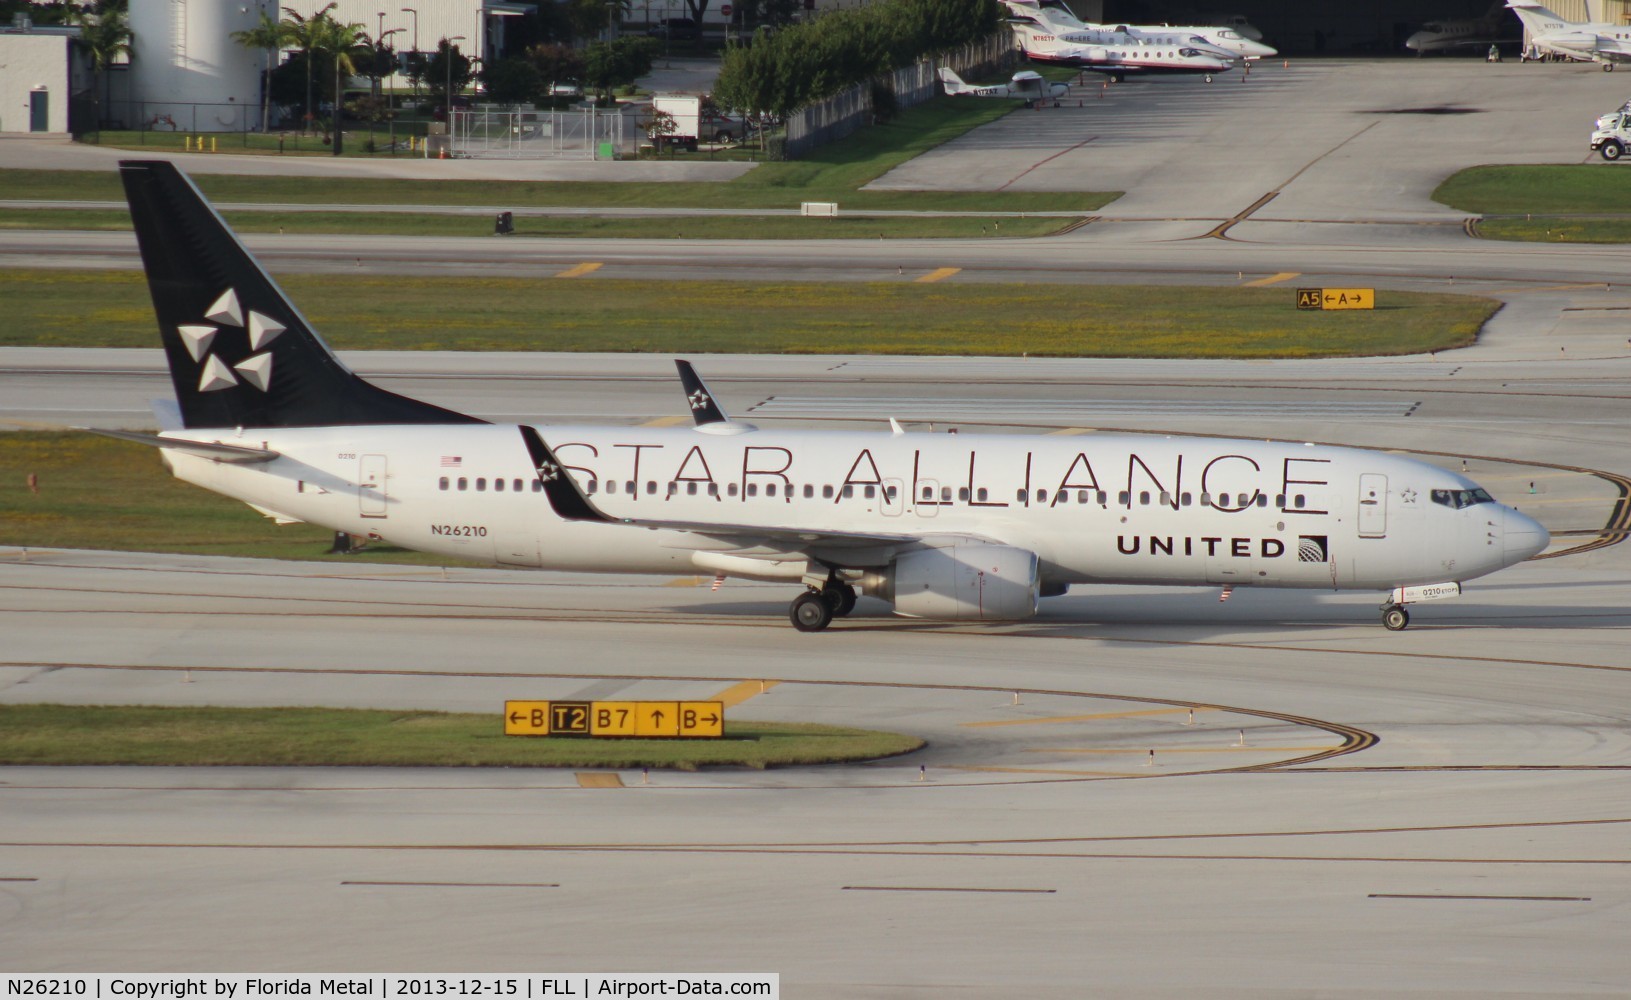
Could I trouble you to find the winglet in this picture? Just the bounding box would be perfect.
[889,418,906,436]
[675,359,729,425]
[519,425,615,523]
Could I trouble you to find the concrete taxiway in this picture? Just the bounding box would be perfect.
[2,58,1631,996]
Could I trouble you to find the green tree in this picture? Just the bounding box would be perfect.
[527,42,585,91]
[581,36,656,102]
[424,39,475,112]
[565,0,630,42]
[481,58,543,105]
[73,7,133,128]
[282,3,340,127]
[231,9,295,132]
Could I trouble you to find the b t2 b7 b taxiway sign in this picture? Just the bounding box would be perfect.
[1296,287,1374,310]
[504,700,723,738]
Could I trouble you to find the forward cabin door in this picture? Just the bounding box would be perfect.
[1358,473,1387,538]
[359,454,388,518]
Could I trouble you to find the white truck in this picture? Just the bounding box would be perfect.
[651,94,704,151]
[1590,111,1631,159]
[650,94,746,150]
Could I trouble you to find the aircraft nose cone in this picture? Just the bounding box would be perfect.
[1503,507,1550,564]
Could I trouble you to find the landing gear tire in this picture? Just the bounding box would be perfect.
[791,591,834,632]
[825,584,858,618]
[1604,62,1615,72]
[1382,606,1410,631]
[1603,140,1624,161]
[1204,73,1213,83]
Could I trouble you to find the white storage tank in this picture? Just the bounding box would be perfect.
[129,0,261,131]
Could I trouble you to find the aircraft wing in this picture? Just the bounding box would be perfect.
[518,425,983,565]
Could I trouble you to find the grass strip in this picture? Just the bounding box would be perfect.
[0,704,923,769]
[1434,165,1631,215]
[1,270,1496,356]
[1474,217,1631,243]
[1436,165,1631,244]
[0,208,1072,240]
[10,99,1111,215]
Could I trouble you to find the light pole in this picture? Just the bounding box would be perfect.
[445,34,466,149]
[401,8,418,52]
[376,28,402,104]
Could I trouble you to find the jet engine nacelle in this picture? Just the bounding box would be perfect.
[862,544,1041,621]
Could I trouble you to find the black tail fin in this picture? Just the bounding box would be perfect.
[119,160,482,429]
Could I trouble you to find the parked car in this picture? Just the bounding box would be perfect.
[548,81,582,97]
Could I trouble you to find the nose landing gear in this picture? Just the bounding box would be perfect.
[1381,604,1410,631]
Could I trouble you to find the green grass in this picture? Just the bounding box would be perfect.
[0,432,477,562]
[1433,165,1631,214]
[0,208,1074,240]
[0,270,1497,356]
[25,99,1109,215]
[1436,165,1631,244]
[1475,217,1631,243]
[0,704,923,769]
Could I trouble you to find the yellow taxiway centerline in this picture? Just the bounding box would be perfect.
[1243,271,1300,287]
[556,262,604,278]
[575,772,625,788]
[708,679,782,709]
[916,267,962,283]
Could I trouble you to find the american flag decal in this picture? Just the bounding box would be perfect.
[440,456,462,467]
[1218,586,1233,603]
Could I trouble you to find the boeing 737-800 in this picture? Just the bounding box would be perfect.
[106,160,1549,632]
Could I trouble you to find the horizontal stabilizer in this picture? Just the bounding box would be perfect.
[85,428,280,464]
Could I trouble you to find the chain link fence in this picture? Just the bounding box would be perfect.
[448,106,631,160]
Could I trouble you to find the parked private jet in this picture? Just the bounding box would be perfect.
[1002,0,1276,61]
[1406,2,1519,53]
[107,160,1549,632]
[1508,0,1631,68]
[1008,19,1237,81]
[938,66,1068,104]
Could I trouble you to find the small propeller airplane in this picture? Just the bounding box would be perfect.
[938,67,1069,105]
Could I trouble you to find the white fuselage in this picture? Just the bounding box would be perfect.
[162,423,1542,594]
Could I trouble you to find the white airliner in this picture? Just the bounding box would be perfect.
[105,160,1549,632]
[1002,0,1276,61]
[1508,0,1631,68]
[1406,2,1519,54]
[938,66,1068,104]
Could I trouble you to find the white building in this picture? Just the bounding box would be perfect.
[0,23,87,134]
[128,0,261,132]
[278,0,535,73]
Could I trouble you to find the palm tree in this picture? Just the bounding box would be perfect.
[231,10,295,133]
[74,8,133,129]
[308,15,369,154]
[282,2,339,131]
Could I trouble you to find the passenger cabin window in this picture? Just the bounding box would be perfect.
[766,483,778,497]
[1257,494,1268,508]
[439,477,449,491]
[940,487,952,501]
[476,478,487,492]
[646,481,657,495]
[885,485,898,500]
[495,479,505,492]
[687,482,698,496]
[1139,491,1151,505]
[625,480,635,494]
[1017,489,1028,503]
[843,485,855,498]
[729,484,739,497]
[1159,491,1171,506]
[586,481,598,494]
[824,485,835,499]
[513,478,523,492]
[533,480,543,492]
[1294,494,1306,509]
[1118,491,1130,506]
[458,478,468,491]
[803,485,814,499]
[1037,489,1049,503]
[747,484,758,497]
[978,488,989,502]
[708,484,718,497]
[864,485,876,499]
[921,486,934,500]
[1180,492,1192,507]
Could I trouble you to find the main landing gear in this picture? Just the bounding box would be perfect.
[1381,604,1410,631]
[789,582,857,632]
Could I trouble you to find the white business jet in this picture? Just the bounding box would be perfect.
[938,66,1068,104]
[1008,19,1237,82]
[1508,0,1631,68]
[104,160,1549,632]
[1406,2,1519,54]
[1002,0,1276,61]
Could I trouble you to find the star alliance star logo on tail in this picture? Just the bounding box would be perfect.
[688,390,711,410]
[178,288,285,394]
[536,461,560,481]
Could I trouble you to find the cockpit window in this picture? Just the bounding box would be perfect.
[1431,487,1493,509]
